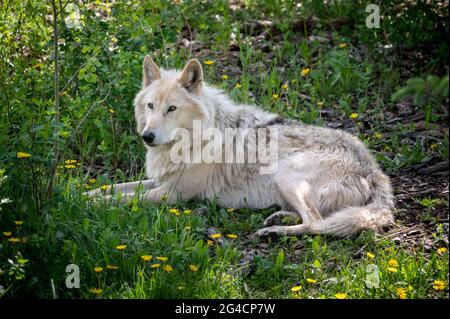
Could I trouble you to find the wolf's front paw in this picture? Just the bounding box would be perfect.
[83,188,113,200]
[84,188,102,198]
[84,192,115,204]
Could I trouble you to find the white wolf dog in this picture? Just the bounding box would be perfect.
[87,56,394,238]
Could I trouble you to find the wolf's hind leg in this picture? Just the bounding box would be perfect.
[255,177,322,238]
[276,180,323,224]
[264,211,301,226]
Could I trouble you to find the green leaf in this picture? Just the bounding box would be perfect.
[275,249,285,273]
[313,259,321,269]
[18,258,29,265]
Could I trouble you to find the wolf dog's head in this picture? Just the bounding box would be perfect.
[133,56,209,147]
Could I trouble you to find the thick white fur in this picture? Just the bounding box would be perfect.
[87,56,395,238]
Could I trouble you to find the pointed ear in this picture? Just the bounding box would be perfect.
[179,59,203,94]
[143,55,161,88]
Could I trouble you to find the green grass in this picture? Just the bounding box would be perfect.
[0,0,448,299]
[2,177,448,299]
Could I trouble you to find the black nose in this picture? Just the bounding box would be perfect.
[142,131,155,144]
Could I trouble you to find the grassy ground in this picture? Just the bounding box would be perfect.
[0,1,448,299]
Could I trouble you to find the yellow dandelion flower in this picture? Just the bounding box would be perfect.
[350,113,358,119]
[387,267,398,273]
[169,208,180,216]
[162,264,173,272]
[282,83,288,90]
[339,43,347,49]
[94,267,103,273]
[156,256,168,262]
[388,259,398,268]
[115,244,127,251]
[306,278,317,284]
[106,264,119,270]
[432,280,446,291]
[3,231,12,237]
[235,83,242,89]
[183,209,192,215]
[8,237,20,244]
[88,178,97,184]
[226,234,238,239]
[150,263,160,269]
[437,247,448,255]
[141,255,153,262]
[226,208,234,213]
[64,159,77,164]
[90,288,103,294]
[189,264,199,272]
[207,239,214,246]
[64,164,76,169]
[290,285,302,292]
[100,185,109,191]
[396,287,407,299]
[204,60,214,65]
[108,108,115,114]
[17,152,31,159]
[301,68,310,77]
[272,94,279,100]
[317,101,324,107]
[430,143,438,151]
[374,132,383,139]
[366,252,375,259]
[15,220,23,226]
[335,292,347,299]
[222,74,228,80]
[210,233,221,239]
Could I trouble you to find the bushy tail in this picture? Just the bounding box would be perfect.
[309,181,395,238]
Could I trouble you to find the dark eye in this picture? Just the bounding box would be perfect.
[147,103,154,109]
[167,105,177,112]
